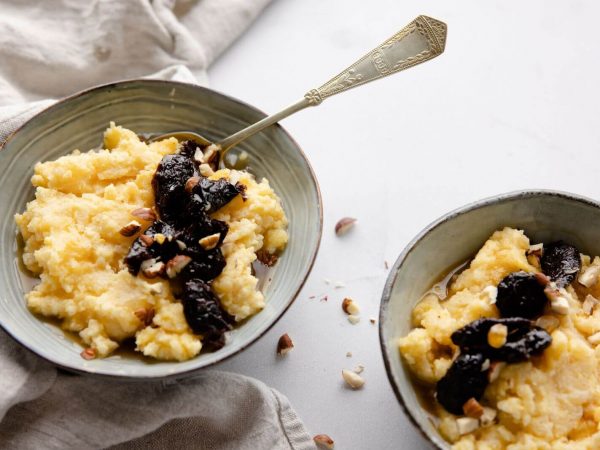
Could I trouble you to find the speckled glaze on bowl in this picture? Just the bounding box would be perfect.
[0,80,322,379]
[379,190,600,449]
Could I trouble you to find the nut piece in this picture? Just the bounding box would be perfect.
[199,163,214,177]
[176,239,187,251]
[140,234,154,247]
[347,315,360,325]
[166,255,192,279]
[481,358,490,372]
[579,264,600,288]
[203,144,219,164]
[456,417,479,436]
[154,233,166,245]
[276,333,294,355]
[354,364,365,374]
[535,315,560,332]
[131,207,157,222]
[335,217,357,236]
[119,220,142,237]
[528,243,544,256]
[583,294,600,315]
[480,407,497,427]
[257,250,279,267]
[589,332,600,345]
[80,348,96,360]
[342,298,360,315]
[313,434,335,449]
[185,176,200,193]
[544,284,570,315]
[534,272,551,287]
[342,369,365,389]
[487,324,508,348]
[462,397,484,419]
[134,307,156,326]
[193,147,204,163]
[488,361,506,383]
[141,259,165,278]
[198,233,221,250]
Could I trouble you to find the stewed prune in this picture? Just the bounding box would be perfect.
[124,220,178,275]
[189,177,242,215]
[541,241,581,287]
[436,353,488,415]
[451,317,552,363]
[152,154,196,224]
[178,140,205,159]
[496,271,547,319]
[181,249,227,281]
[182,279,233,349]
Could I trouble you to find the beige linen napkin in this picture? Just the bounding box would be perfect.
[0,1,316,449]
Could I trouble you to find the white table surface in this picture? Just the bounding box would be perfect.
[209,1,600,448]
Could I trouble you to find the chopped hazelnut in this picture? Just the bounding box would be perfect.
[579,264,600,288]
[203,144,219,164]
[141,259,165,278]
[369,317,377,324]
[456,417,479,435]
[199,163,214,177]
[342,298,360,315]
[131,207,156,222]
[134,307,156,326]
[313,434,335,449]
[80,348,96,360]
[176,239,187,251]
[276,333,294,355]
[198,233,221,250]
[334,217,357,236]
[487,324,508,348]
[154,233,166,245]
[166,255,192,279]
[462,398,484,419]
[140,234,154,247]
[119,220,142,237]
[342,369,365,389]
[534,272,551,287]
[480,407,497,427]
[347,315,360,325]
[185,176,200,193]
[193,147,204,163]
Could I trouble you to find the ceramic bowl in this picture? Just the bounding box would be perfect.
[379,190,600,449]
[0,79,322,379]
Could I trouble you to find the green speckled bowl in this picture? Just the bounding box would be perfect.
[0,80,322,379]
[379,190,600,449]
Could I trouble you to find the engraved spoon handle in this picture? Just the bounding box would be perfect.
[217,15,447,151]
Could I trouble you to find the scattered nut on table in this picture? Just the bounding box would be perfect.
[342,369,365,389]
[313,434,335,449]
[335,217,357,236]
[277,333,294,355]
[80,348,96,360]
[342,298,360,315]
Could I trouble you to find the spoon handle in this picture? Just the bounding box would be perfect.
[218,15,447,151]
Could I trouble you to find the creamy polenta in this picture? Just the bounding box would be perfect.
[398,227,600,449]
[15,123,288,361]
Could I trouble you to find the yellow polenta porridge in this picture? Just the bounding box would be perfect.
[398,227,600,449]
[15,123,288,361]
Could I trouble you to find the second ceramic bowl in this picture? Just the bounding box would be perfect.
[379,190,600,449]
[0,79,322,379]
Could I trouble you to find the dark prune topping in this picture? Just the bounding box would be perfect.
[436,353,488,415]
[451,317,552,363]
[176,219,228,259]
[496,271,547,319]
[182,279,233,349]
[124,220,179,275]
[181,249,227,281]
[541,241,581,287]
[190,177,242,214]
[152,154,196,224]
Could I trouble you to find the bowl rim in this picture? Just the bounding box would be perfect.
[378,189,600,449]
[0,78,323,380]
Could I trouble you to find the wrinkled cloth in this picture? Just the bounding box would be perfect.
[0,1,315,449]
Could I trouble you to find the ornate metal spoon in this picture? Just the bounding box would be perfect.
[151,15,447,168]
